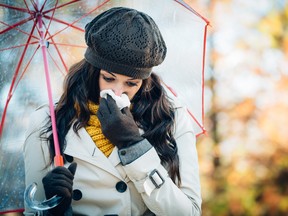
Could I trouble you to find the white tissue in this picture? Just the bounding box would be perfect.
[100,89,131,110]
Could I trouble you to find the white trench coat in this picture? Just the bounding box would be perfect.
[24,99,202,216]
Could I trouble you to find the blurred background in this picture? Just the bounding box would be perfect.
[189,0,288,215]
[1,0,288,215]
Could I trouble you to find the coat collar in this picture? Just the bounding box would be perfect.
[63,125,122,179]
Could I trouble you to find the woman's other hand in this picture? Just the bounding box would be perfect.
[42,162,77,215]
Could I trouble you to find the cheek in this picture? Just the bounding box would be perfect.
[127,85,142,100]
[99,79,109,91]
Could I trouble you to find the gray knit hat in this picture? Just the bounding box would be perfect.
[84,7,167,79]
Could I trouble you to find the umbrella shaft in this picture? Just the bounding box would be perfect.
[36,5,63,166]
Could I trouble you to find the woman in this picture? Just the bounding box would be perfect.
[24,7,201,216]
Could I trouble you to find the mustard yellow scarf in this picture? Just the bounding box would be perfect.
[85,102,114,157]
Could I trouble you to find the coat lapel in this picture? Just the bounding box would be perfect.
[64,126,122,179]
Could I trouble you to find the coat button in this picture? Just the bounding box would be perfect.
[119,150,126,156]
[72,189,82,201]
[64,154,74,163]
[115,181,127,193]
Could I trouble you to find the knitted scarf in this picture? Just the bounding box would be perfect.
[85,102,114,157]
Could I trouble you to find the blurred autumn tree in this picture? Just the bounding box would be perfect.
[186,0,288,215]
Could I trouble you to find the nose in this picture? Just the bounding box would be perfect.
[112,84,124,96]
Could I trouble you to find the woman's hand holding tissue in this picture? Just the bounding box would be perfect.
[97,95,143,149]
[100,89,130,110]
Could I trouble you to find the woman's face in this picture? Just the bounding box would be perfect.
[99,70,143,100]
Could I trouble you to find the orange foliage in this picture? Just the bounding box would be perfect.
[259,104,288,145]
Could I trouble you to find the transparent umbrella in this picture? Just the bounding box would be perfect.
[0,0,209,213]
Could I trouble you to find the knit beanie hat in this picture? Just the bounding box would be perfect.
[84,7,167,79]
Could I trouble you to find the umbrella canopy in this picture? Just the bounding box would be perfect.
[0,0,209,213]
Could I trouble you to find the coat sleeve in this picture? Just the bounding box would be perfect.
[120,106,202,216]
[23,106,52,215]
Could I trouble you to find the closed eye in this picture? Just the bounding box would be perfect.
[126,81,138,87]
[102,75,115,82]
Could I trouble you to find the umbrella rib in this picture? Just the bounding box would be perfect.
[0,21,39,40]
[186,109,206,135]
[43,0,59,39]
[39,0,48,12]
[45,0,110,41]
[54,49,68,73]
[201,24,209,125]
[30,0,38,12]
[162,82,178,97]
[43,0,81,14]
[47,49,67,76]
[43,15,85,32]
[4,23,38,95]
[175,0,210,25]
[23,0,32,13]
[0,16,34,34]
[0,21,38,138]
[45,28,69,73]
[13,46,40,94]
[73,0,111,24]
[175,0,210,136]
[163,81,206,137]
[0,3,32,13]
[0,42,38,52]
[50,43,86,48]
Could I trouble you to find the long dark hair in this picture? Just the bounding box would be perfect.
[46,59,181,184]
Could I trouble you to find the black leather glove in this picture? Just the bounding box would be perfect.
[42,162,77,216]
[97,95,143,149]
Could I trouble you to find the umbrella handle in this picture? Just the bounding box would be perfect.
[24,157,64,211]
[24,182,63,211]
[24,156,64,211]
